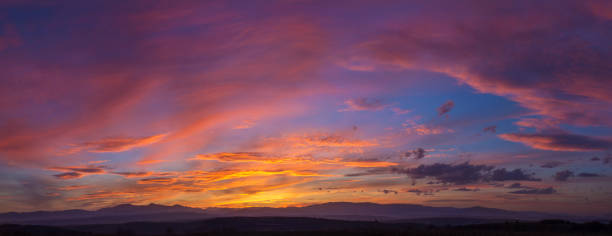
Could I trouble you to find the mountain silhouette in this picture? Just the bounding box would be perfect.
[0,202,590,226]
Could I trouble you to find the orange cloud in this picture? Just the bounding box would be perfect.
[192,152,397,168]
[232,119,256,129]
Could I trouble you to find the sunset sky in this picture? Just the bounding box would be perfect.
[1,0,611,215]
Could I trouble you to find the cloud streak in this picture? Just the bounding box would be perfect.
[339,98,388,112]
[498,133,612,151]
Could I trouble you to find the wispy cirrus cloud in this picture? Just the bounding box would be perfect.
[498,132,612,151]
[53,172,82,180]
[64,133,167,153]
[403,120,454,136]
[339,98,388,112]
[49,165,108,180]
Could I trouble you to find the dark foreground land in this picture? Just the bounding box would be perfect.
[1,217,611,236]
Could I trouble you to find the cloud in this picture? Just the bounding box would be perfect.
[138,177,176,184]
[406,189,433,196]
[344,167,393,177]
[363,1,612,126]
[380,189,398,195]
[490,168,540,181]
[483,126,497,133]
[437,100,454,116]
[53,172,82,180]
[393,162,493,185]
[391,162,539,185]
[577,172,603,178]
[67,133,167,153]
[498,133,612,151]
[233,120,256,129]
[507,183,523,189]
[48,165,108,180]
[404,148,427,160]
[55,185,89,191]
[403,120,454,136]
[339,98,388,112]
[193,152,397,167]
[453,187,479,192]
[112,172,151,177]
[290,133,379,149]
[514,118,560,131]
[509,187,557,195]
[391,107,411,115]
[554,170,574,182]
[540,161,564,168]
[49,165,107,174]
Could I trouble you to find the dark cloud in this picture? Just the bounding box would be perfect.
[499,133,612,151]
[540,161,564,168]
[389,162,541,185]
[425,199,478,203]
[453,187,479,192]
[507,183,524,189]
[510,187,557,195]
[404,148,427,160]
[591,156,600,161]
[406,189,423,195]
[53,172,82,179]
[578,172,603,178]
[490,168,540,181]
[49,165,107,179]
[405,188,435,196]
[554,170,574,182]
[380,189,398,195]
[483,126,497,133]
[437,100,454,116]
[351,162,540,186]
[393,162,493,185]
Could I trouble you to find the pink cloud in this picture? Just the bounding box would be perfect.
[360,1,612,127]
[498,133,612,151]
[339,98,388,112]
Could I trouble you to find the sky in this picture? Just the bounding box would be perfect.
[0,0,611,215]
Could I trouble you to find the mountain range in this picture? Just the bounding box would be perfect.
[0,202,601,226]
